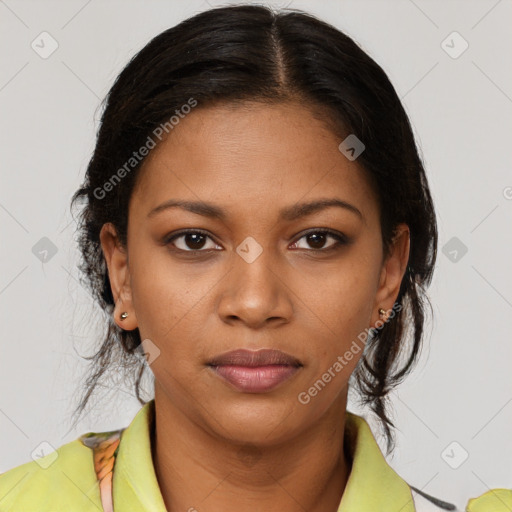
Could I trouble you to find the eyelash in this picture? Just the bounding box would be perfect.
[163,228,349,254]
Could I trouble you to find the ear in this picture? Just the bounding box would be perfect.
[99,222,139,331]
[371,223,410,327]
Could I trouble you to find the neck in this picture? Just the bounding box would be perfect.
[151,383,351,512]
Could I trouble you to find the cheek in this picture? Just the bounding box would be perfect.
[306,260,376,329]
[128,246,187,337]
[300,265,376,373]
[295,277,374,412]
[128,247,220,355]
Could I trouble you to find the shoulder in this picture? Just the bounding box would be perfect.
[465,488,512,512]
[0,429,123,511]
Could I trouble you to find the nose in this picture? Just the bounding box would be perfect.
[217,249,294,329]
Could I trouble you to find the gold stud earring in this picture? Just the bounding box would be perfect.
[120,312,128,320]
[378,308,386,317]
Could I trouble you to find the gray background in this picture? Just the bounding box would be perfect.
[1,0,511,508]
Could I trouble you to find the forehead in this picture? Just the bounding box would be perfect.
[131,102,379,224]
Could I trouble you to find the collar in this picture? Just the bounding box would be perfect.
[339,411,415,511]
[113,400,415,512]
[112,399,167,512]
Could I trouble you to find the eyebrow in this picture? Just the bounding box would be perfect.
[147,198,363,222]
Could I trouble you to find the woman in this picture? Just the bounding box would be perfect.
[0,5,509,511]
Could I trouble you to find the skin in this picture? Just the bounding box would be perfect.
[100,101,410,512]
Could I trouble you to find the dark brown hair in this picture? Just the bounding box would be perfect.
[70,4,437,455]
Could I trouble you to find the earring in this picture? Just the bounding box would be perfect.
[120,312,128,320]
[378,307,389,322]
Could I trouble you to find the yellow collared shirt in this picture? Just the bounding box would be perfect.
[1,400,509,511]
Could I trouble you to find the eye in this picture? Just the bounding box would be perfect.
[164,229,221,252]
[164,228,349,254]
[290,229,348,252]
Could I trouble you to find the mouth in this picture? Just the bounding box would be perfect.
[207,348,303,393]
[208,348,302,367]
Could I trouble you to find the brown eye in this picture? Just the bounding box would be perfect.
[165,230,221,252]
[305,232,329,250]
[290,230,348,251]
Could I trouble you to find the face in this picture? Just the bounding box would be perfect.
[100,101,410,446]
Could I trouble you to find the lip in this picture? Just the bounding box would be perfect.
[208,348,302,367]
[207,349,302,393]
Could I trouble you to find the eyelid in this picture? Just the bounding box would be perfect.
[292,227,347,242]
[164,228,221,250]
[290,228,349,251]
